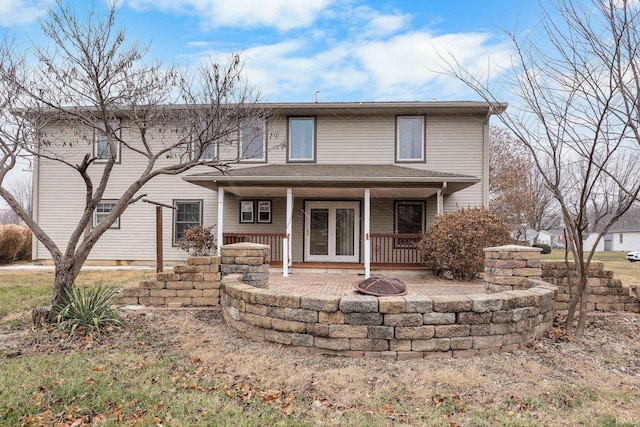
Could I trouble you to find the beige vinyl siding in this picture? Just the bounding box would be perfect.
[425,115,486,210]
[35,124,218,262]
[315,116,394,164]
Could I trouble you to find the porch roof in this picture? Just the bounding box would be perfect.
[183,164,479,198]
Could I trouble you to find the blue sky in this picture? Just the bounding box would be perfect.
[0,0,546,103]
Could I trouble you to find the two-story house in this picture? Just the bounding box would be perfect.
[32,101,505,273]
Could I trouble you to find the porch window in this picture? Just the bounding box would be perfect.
[93,200,119,229]
[288,117,315,162]
[240,119,266,162]
[396,116,425,162]
[173,200,202,244]
[395,201,425,234]
[94,119,121,162]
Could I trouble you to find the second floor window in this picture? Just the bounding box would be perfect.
[396,116,425,162]
[240,119,266,161]
[288,117,315,162]
[191,121,217,161]
[94,120,121,162]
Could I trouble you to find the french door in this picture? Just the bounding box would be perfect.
[304,201,360,262]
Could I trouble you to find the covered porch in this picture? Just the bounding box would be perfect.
[184,164,479,278]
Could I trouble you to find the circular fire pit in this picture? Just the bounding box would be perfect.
[354,276,407,296]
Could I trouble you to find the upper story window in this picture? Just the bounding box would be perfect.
[288,117,315,162]
[94,200,120,229]
[396,116,425,162]
[240,119,266,162]
[94,120,121,163]
[191,121,217,161]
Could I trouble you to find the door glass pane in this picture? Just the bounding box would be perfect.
[310,208,329,256]
[335,208,355,256]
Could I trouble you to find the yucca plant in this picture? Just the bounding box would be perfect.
[55,284,124,337]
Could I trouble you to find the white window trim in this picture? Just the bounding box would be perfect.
[395,116,425,163]
[287,117,316,162]
[94,120,121,163]
[239,119,267,162]
[93,200,120,229]
[173,199,203,245]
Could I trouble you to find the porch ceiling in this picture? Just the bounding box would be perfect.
[183,164,479,197]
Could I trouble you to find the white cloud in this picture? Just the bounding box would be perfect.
[231,30,513,102]
[127,0,333,31]
[350,6,410,38]
[0,0,47,27]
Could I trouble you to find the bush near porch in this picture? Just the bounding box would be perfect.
[417,208,511,280]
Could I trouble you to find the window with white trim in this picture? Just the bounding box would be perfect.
[240,119,266,161]
[94,200,120,229]
[94,120,121,162]
[173,200,203,244]
[191,121,217,161]
[396,116,425,162]
[288,117,315,162]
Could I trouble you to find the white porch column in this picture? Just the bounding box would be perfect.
[364,188,371,279]
[216,187,224,256]
[286,187,293,272]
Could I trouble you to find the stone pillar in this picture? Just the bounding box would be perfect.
[220,242,270,289]
[483,245,542,292]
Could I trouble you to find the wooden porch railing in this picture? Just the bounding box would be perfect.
[370,233,423,265]
[222,232,423,265]
[223,233,286,262]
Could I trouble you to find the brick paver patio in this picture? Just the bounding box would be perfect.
[268,269,487,296]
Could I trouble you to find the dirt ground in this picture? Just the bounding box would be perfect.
[2,308,640,426]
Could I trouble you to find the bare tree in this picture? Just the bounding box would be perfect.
[489,126,559,233]
[445,0,640,337]
[0,1,266,313]
[0,174,32,224]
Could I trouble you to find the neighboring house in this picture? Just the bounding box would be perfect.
[510,228,538,246]
[537,229,566,248]
[583,233,613,252]
[32,101,505,270]
[609,226,640,252]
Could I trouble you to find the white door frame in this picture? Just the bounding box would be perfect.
[304,201,360,263]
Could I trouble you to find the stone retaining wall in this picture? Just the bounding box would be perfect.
[120,256,222,307]
[542,261,640,313]
[221,274,558,359]
[119,243,271,307]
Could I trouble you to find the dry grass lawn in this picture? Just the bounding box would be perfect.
[1,264,640,425]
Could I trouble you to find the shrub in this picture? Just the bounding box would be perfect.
[0,224,31,264]
[55,284,124,336]
[177,225,217,256]
[416,207,511,281]
[533,243,552,254]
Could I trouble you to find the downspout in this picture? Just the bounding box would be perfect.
[32,133,40,261]
[437,181,448,215]
[482,107,493,207]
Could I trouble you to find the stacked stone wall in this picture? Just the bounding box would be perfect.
[484,245,543,292]
[221,274,558,359]
[120,256,221,307]
[542,261,640,313]
[220,243,270,288]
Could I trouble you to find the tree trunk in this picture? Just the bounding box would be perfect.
[50,258,81,319]
[575,271,589,337]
